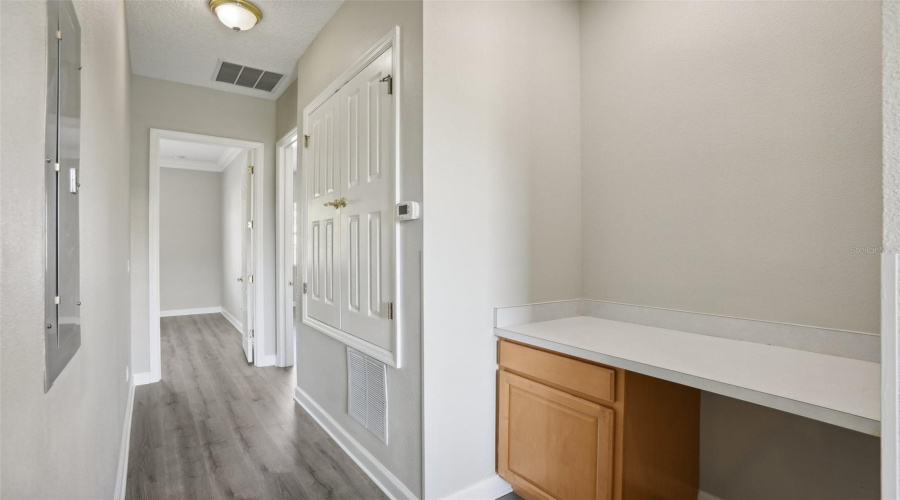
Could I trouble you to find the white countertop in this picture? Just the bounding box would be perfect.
[494,315,880,435]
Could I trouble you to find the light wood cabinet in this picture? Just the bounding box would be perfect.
[497,340,700,500]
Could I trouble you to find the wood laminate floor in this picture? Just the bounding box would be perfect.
[126,313,387,500]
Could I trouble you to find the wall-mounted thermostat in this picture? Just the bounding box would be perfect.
[396,201,420,221]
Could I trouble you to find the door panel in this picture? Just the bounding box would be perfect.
[499,371,615,500]
[306,94,341,328]
[339,48,394,350]
[241,157,254,363]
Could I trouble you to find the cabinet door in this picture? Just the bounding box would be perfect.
[499,371,615,500]
[338,47,394,350]
[305,93,341,329]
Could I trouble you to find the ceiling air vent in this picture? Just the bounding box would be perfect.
[213,60,284,93]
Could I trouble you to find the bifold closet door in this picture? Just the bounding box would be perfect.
[306,93,342,329]
[339,48,394,350]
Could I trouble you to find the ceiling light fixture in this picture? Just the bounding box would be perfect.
[209,0,262,32]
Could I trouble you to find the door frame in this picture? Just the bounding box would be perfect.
[148,128,267,383]
[300,27,402,367]
[276,127,298,368]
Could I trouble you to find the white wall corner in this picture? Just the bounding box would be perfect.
[114,380,136,500]
[441,475,511,500]
[293,386,418,500]
[220,308,243,333]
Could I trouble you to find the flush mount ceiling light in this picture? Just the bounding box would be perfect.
[209,0,262,32]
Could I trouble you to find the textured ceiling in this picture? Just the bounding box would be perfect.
[125,0,343,100]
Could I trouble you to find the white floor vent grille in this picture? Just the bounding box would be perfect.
[347,348,388,443]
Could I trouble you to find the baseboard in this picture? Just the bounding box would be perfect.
[160,306,222,317]
[698,490,724,500]
[257,353,277,367]
[113,379,135,500]
[443,474,512,500]
[220,308,243,333]
[293,386,417,500]
[132,371,153,386]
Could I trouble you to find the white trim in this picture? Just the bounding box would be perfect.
[300,27,403,368]
[882,253,899,498]
[442,475,511,500]
[221,308,243,333]
[160,306,222,317]
[276,127,298,368]
[133,372,153,386]
[697,491,724,500]
[113,379,135,500]
[293,386,416,500]
[257,354,277,367]
[159,158,221,172]
[149,128,267,384]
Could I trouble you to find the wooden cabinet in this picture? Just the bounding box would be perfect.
[497,340,700,500]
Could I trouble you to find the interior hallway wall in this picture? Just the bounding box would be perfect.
[159,169,223,312]
[276,79,298,140]
[130,75,276,376]
[293,0,423,495]
[578,2,881,498]
[222,151,248,326]
[0,0,133,497]
[422,2,582,497]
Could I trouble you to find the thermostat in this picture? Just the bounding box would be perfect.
[396,201,420,221]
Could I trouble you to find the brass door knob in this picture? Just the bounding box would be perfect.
[324,198,347,209]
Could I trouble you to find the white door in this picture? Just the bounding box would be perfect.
[339,48,394,350]
[305,94,342,329]
[241,158,255,363]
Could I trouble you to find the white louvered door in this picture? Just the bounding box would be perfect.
[339,48,394,350]
[305,93,341,329]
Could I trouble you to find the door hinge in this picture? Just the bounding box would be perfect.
[302,282,308,294]
[54,296,60,305]
[56,30,62,40]
[248,274,254,284]
[388,302,394,320]
[249,329,255,339]
[247,220,254,229]
[304,135,310,148]
[380,75,393,95]
[247,165,254,174]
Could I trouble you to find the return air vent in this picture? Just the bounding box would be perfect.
[213,60,284,92]
[347,348,388,443]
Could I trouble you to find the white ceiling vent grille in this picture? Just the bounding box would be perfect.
[347,348,388,443]
[213,60,284,92]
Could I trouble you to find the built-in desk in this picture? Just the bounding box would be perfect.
[494,301,880,436]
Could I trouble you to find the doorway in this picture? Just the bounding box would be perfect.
[147,128,267,383]
[277,128,298,367]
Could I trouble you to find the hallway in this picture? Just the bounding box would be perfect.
[125,314,386,499]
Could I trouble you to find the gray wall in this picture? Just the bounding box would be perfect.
[159,168,223,312]
[580,0,882,334]
[0,0,133,497]
[130,76,276,376]
[579,1,881,498]
[422,2,583,496]
[276,79,298,140]
[222,151,248,323]
[294,1,423,495]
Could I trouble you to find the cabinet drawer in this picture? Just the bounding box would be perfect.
[499,340,616,403]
